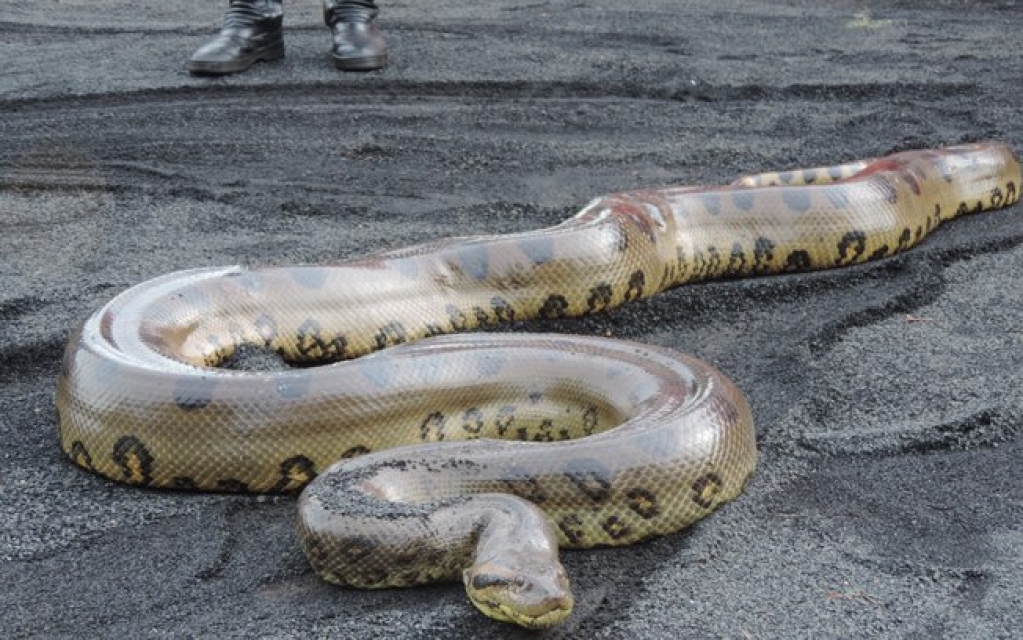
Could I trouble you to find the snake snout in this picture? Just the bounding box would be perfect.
[464,562,574,628]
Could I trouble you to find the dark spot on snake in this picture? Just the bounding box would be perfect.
[777,171,795,185]
[519,236,555,266]
[601,515,631,540]
[753,237,776,272]
[828,165,845,182]
[290,268,327,290]
[457,244,490,280]
[898,228,912,251]
[461,408,484,435]
[626,488,660,519]
[835,230,867,265]
[559,515,586,546]
[532,419,555,442]
[956,201,970,217]
[490,296,516,323]
[172,477,198,490]
[374,322,408,349]
[420,412,447,441]
[624,270,646,302]
[472,306,490,326]
[586,282,614,314]
[495,406,516,436]
[565,458,613,503]
[785,250,811,271]
[538,294,569,319]
[1006,181,1017,203]
[113,435,153,485]
[700,193,722,216]
[341,445,371,459]
[216,478,249,492]
[731,190,756,211]
[727,242,746,273]
[342,536,378,561]
[990,186,1004,208]
[504,472,547,504]
[527,391,543,404]
[915,226,923,241]
[69,441,93,470]
[696,246,723,279]
[514,427,529,441]
[253,313,278,344]
[691,472,725,509]
[296,318,348,363]
[174,376,216,411]
[672,245,689,281]
[781,188,812,213]
[582,406,599,435]
[868,245,889,260]
[272,455,317,492]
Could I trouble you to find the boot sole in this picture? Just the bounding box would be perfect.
[330,53,388,72]
[188,41,286,76]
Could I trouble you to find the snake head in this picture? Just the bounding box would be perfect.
[463,560,573,628]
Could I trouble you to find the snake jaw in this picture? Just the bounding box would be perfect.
[463,563,574,629]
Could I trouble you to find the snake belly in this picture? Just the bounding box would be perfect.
[55,143,1021,627]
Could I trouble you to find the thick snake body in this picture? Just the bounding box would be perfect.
[56,143,1021,627]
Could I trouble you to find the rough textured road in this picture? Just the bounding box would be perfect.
[2,1,1022,637]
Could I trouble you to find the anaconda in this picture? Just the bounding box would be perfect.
[55,142,1021,627]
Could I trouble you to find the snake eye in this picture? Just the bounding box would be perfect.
[471,573,510,591]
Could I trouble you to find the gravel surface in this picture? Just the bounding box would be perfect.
[1,1,1022,637]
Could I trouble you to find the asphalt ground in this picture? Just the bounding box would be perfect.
[1,1,1022,637]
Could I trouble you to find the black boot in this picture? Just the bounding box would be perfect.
[323,0,388,71]
[187,0,285,76]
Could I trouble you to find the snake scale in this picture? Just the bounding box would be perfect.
[56,143,1020,627]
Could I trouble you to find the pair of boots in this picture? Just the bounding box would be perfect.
[188,0,387,75]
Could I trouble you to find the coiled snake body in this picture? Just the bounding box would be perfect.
[56,143,1021,627]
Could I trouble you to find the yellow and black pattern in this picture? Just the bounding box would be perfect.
[55,143,1022,628]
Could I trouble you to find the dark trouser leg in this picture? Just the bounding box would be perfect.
[187,0,285,76]
[323,0,389,71]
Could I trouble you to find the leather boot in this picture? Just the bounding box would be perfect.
[323,0,388,71]
[187,0,285,76]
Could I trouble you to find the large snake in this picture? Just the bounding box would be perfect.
[56,143,1020,627]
